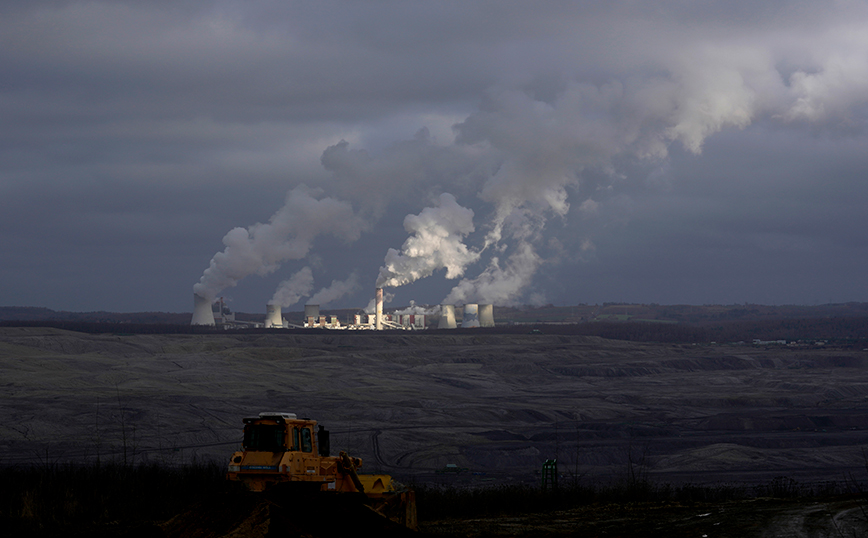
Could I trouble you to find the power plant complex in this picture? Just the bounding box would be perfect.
[191,287,495,330]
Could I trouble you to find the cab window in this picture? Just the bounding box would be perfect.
[291,427,300,451]
[300,427,313,453]
[243,425,285,451]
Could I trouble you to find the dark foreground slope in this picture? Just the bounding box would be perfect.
[2,463,867,537]
[422,496,868,537]
[0,463,415,538]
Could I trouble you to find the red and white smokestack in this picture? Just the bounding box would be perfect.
[375,287,384,331]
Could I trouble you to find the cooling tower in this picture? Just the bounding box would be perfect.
[438,304,457,329]
[191,293,216,326]
[462,303,480,328]
[479,304,495,327]
[375,287,383,331]
[265,303,282,328]
[304,304,320,321]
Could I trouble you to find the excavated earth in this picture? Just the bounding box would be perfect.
[421,496,868,537]
[2,327,868,535]
[160,489,416,538]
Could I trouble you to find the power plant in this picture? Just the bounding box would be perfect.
[191,288,494,331]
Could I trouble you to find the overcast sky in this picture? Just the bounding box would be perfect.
[2,1,868,314]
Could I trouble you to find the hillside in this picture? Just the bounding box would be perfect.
[2,327,868,488]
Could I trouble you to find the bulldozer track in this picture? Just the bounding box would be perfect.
[371,428,385,466]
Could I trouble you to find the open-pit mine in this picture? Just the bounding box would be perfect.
[3,326,868,490]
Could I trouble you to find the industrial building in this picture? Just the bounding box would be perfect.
[191,288,493,330]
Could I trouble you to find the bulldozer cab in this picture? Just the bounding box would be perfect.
[242,413,325,455]
[242,413,330,456]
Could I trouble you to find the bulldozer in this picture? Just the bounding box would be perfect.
[226,412,417,530]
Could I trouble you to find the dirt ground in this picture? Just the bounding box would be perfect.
[2,327,868,488]
[53,493,868,538]
[421,497,868,537]
[15,486,864,538]
[4,326,868,536]
[158,489,415,538]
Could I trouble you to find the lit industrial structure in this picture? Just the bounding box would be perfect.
[190,288,494,330]
[375,287,384,331]
[265,304,283,328]
[438,304,457,329]
[462,303,480,328]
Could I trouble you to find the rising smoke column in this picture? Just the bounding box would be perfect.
[194,186,364,301]
[376,193,480,288]
[441,83,668,304]
[270,266,314,308]
[442,52,796,305]
[444,242,542,306]
[394,300,440,316]
[321,35,868,307]
[363,290,394,314]
[320,128,490,220]
[308,272,360,306]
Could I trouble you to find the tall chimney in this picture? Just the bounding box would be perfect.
[191,293,216,326]
[375,288,384,331]
[265,303,282,328]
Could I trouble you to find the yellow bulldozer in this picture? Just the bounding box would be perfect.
[226,412,416,530]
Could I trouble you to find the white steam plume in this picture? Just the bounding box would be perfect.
[444,241,542,306]
[364,290,394,314]
[320,128,489,219]
[269,266,314,308]
[197,30,868,309]
[393,300,439,316]
[320,40,867,306]
[193,186,364,300]
[308,272,360,306]
[376,193,480,288]
[444,47,803,301]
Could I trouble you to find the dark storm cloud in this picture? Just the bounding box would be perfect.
[2,1,867,311]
